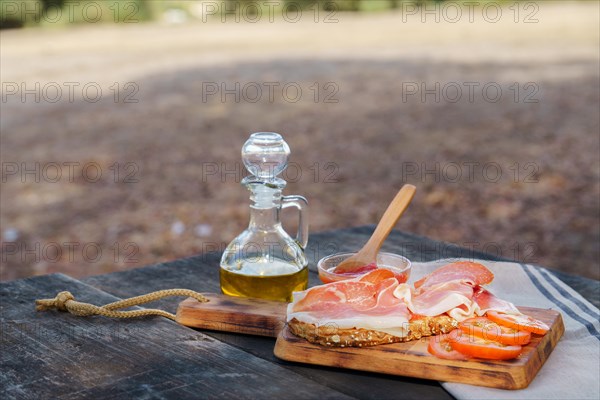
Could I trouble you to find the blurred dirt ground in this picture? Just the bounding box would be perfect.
[1,2,599,280]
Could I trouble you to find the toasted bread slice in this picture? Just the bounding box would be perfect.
[288,315,458,347]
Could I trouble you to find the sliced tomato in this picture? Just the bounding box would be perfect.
[487,311,550,335]
[459,317,531,346]
[447,330,523,360]
[427,330,469,360]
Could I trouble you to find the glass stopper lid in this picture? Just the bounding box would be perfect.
[242,132,290,182]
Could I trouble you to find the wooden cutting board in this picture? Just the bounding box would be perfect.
[176,295,564,390]
[176,293,287,337]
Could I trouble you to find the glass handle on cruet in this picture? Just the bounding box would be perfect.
[281,195,309,250]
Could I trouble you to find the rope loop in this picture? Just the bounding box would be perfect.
[35,289,208,321]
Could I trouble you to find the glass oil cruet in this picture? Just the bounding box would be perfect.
[220,132,309,302]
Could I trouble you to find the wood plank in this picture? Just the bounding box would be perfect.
[176,293,287,337]
[0,273,354,399]
[274,306,564,390]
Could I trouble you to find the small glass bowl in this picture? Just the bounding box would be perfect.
[317,252,411,284]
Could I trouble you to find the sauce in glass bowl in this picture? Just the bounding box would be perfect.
[317,252,411,284]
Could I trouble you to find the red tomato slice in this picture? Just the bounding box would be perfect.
[447,330,523,360]
[427,330,469,360]
[459,317,531,346]
[487,311,550,335]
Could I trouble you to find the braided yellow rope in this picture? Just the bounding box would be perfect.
[35,289,208,321]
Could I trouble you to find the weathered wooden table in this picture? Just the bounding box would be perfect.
[2,227,598,399]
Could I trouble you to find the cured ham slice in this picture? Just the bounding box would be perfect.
[287,260,521,339]
[394,280,479,321]
[403,262,518,320]
[414,261,494,289]
[288,269,412,337]
[473,287,521,315]
[292,269,393,313]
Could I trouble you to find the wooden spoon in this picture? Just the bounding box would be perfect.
[334,184,416,273]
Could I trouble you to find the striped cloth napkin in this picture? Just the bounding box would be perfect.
[410,259,600,400]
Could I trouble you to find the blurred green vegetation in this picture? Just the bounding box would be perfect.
[0,0,152,28]
[0,0,528,29]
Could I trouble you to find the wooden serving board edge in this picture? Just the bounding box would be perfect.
[176,294,287,337]
[274,307,564,390]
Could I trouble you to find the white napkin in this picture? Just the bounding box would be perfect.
[410,259,600,400]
